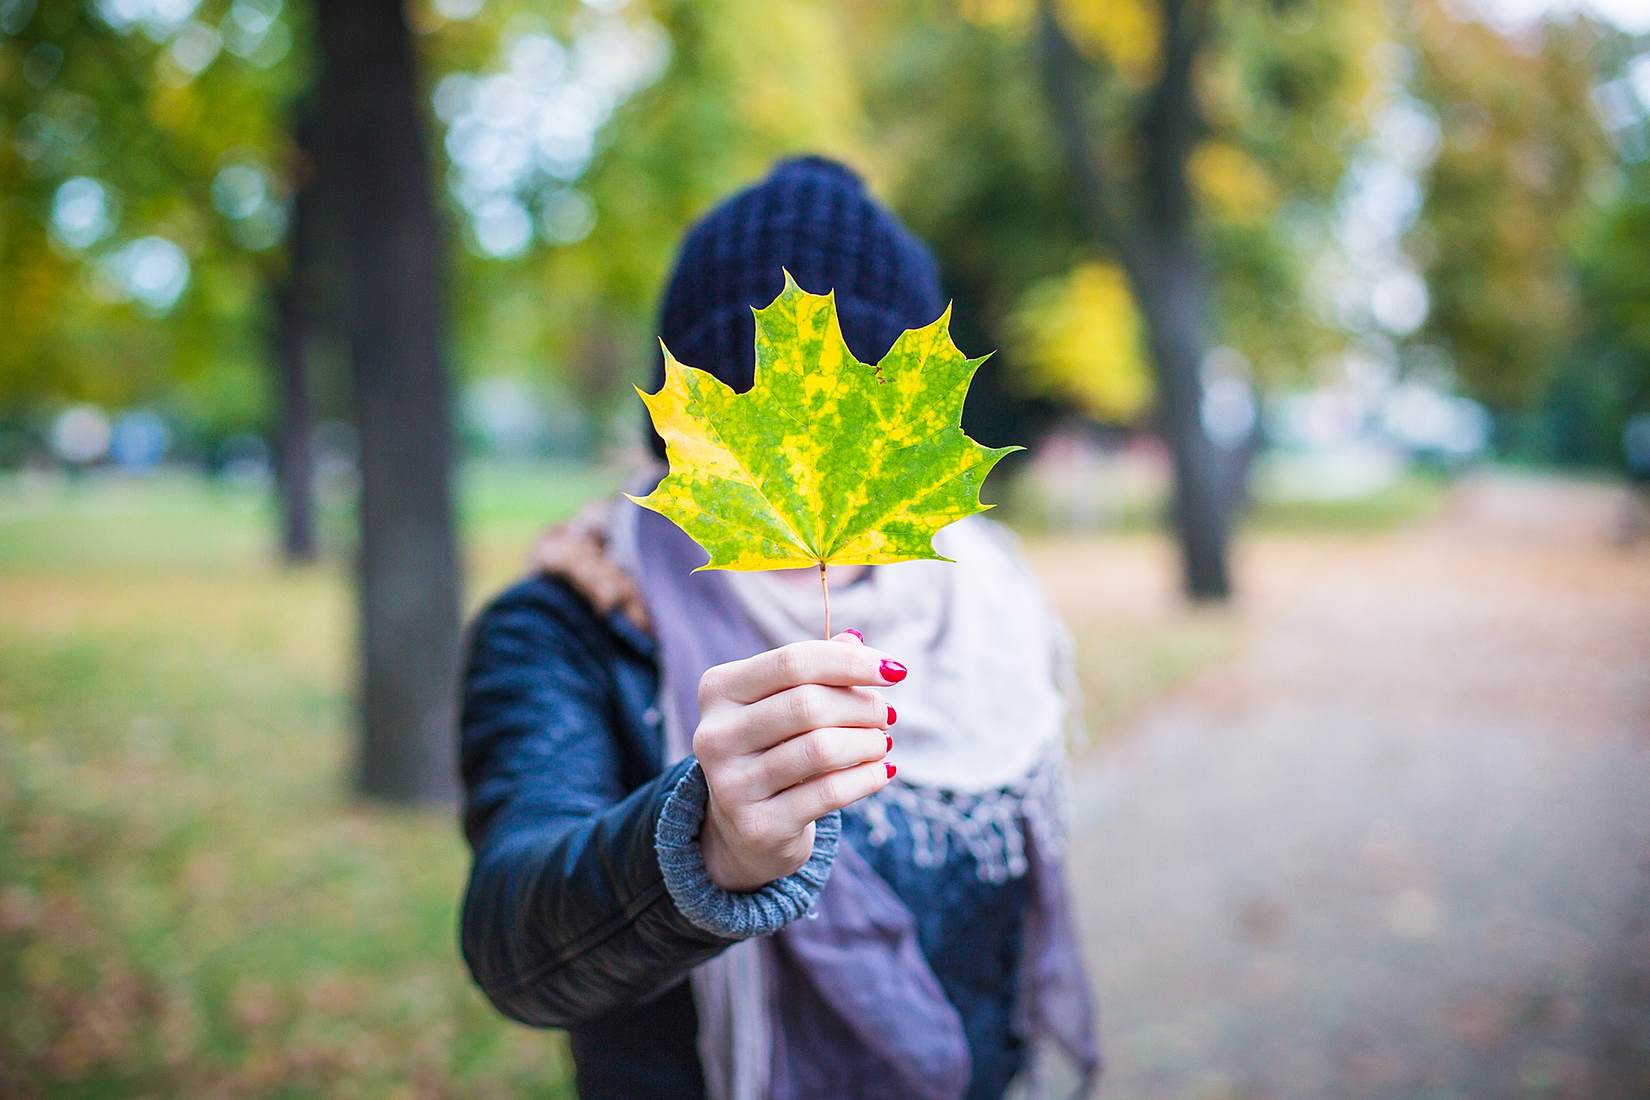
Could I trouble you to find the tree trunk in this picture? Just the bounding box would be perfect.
[1035,0,1234,600]
[271,110,325,566]
[1136,238,1232,599]
[271,270,317,564]
[315,0,462,804]
[271,132,318,565]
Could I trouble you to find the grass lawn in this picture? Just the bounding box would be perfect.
[0,462,1440,1097]
[0,465,616,1098]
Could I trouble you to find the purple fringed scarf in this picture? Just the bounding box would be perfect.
[626,500,1101,1100]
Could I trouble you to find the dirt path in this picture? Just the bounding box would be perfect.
[1064,475,1650,1100]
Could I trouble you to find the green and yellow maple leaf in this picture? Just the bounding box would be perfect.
[629,272,1019,573]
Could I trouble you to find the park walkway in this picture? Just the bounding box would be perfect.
[1065,476,1650,1099]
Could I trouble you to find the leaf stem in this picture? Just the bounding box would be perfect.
[818,561,830,640]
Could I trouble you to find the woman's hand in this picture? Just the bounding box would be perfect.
[693,631,902,892]
[529,505,650,632]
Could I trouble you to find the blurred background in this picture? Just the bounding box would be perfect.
[2,0,1649,1096]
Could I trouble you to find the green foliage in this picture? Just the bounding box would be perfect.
[1499,163,1650,469]
[424,0,871,434]
[0,0,1392,451]
[1574,163,1650,413]
[859,0,1386,402]
[632,277,1014,570]
[0,1,305,422]
[1209,0,1387,203]
[3,0,1644,469]
[1583,179,1650,339]
[1408,2,1612,410]
[1,0,875,446]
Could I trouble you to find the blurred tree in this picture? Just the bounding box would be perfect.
[855,0,1383,599]
[1578,164,1650,417]
[577,0,866,308]
[344,0,873,459]
[1407,2,1612,410]
[0,2,296,405]
[0,0,321,560]
[314,0,460,804]
[1572,30,1650,440]
[1036,0,1237,597]
[840,4,1076,457]
[269,106,321,564]
[445,0,869,425]
[1506,161,1650,469]
[1038,0,1391,598]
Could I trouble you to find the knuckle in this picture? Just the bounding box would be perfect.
[799,730,832,772]
[813,775,845,812]
[772,644,804,685]
[787,686,821,729]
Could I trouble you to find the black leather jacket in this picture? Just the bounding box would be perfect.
[458,575,724,1098]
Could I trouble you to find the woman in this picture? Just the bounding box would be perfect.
[459,156,1099,1100]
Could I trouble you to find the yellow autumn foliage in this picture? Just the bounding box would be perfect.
[1012,262,1154,424]
[957,0,1029,30]
[957,0,1159,87]
[1057,0,1160,87]
[1189,141,1278,223]
[724,0,867,171]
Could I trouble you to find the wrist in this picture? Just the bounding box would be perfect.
[655,760,843,940]
[701,799,812,892]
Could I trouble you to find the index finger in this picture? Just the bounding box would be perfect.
[707,640,907,706]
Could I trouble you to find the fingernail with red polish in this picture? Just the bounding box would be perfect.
[879,659,907,683]
[885,762,897,779]
[886,705,897,726]
[843,628,863,643]
[885,734,893,753]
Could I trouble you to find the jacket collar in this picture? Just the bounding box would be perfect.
[604,606,657,661]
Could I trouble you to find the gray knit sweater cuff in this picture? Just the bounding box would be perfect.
[655,760,840,939]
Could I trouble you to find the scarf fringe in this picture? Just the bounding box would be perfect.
[850,753,1067,885]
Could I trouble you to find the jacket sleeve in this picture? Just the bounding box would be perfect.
[457,578,836,1028]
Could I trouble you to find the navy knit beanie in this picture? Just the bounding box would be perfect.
[647,155,946,457]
